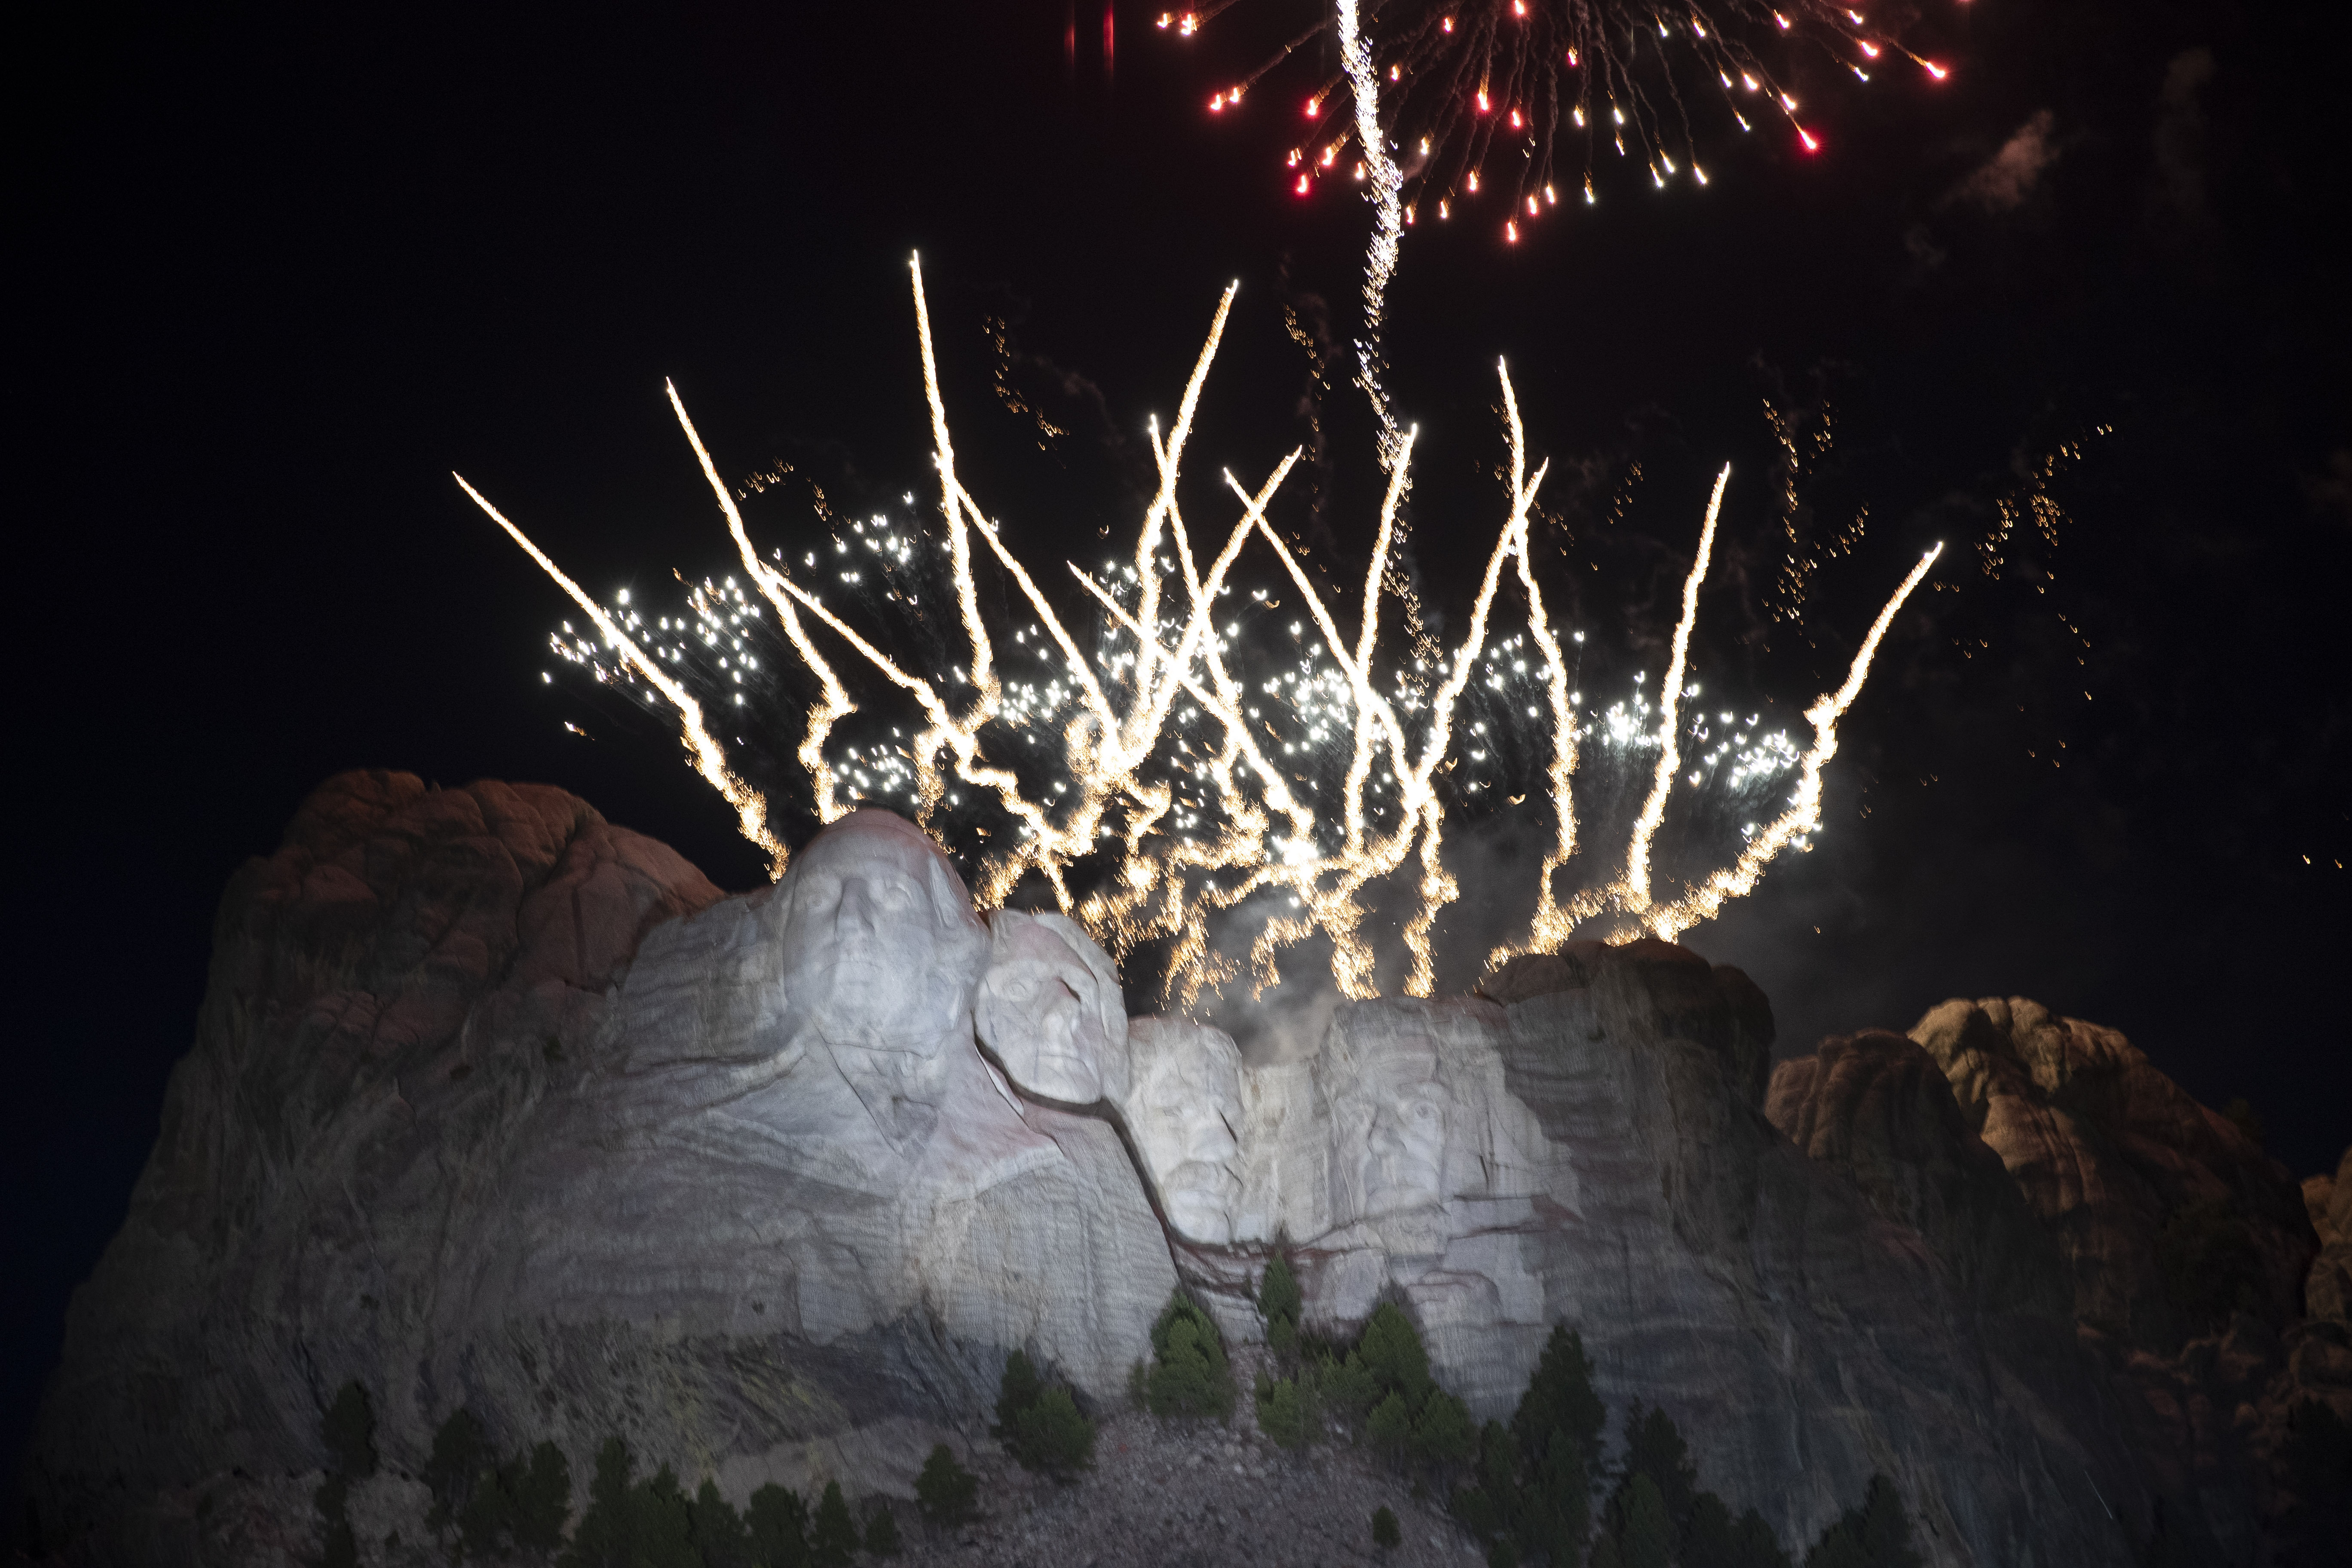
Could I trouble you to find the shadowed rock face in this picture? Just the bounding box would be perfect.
[1766,1029,2072,1323]
[1907,997,2316,1349]
[2306,1147,2352,1323]
[1762,1000,2346,1565]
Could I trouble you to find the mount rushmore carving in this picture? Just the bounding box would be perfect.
[32,775,2337,1566]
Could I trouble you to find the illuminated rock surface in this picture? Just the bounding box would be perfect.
[1766,1026,2073,1322]
[1905,995,2316,1347]
[2306,1146,2352,1323]
[26,773,2347,1567]
[29,777,1171,1551]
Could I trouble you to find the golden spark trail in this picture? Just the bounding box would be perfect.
[1496,364,1584,959]
[1653,542,1945,938]
[1623,464,1730,916]
[453,473,788,877]
[497,259,1945,1004]
[664,381,858,827]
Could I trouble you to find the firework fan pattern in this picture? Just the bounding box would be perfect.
[459,257,1939,1008]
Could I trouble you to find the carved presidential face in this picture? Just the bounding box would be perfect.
[1335,1040,1452,1220]
[975,910,1127,1104]
[1124,1020,1244,1244]
[776,812,987,1053]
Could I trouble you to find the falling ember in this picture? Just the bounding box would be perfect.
[1506,218,1520,240]
[475,259,1944,1004]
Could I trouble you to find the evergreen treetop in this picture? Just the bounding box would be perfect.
[322,1382,377,1479]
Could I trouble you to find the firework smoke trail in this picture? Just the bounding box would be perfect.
[482,259,1939,1001]
[452,474,788,877]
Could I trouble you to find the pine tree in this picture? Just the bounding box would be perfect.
[1802,1522,1868,1568]
[1617,1475,1672,1568]
[1617,1406,1698,1534]
[746,1483,811,1568]
[1372,1505,1402,1549]
[915,1444,978,1525]
[628,1465,702,1568]
[1515,1428,1591,1568]
[1510,1326,1605,1475]
[1368,1391,1415,1463]
[1681,1491,1737,1568]
[459,1459,521,1556]
[1357,1304,1434,1407]
[322,1383,377,1480]
[810,1482,860,1568]
[995,1350,1044,1436]
[1447,1420,1523,1546]
[514,1441,573,1553]
[558,1437,637,1568]
[864,1504,902,1556]
[1730,1509,1794,1568]
[423,1409,492,1534]
[1850,1476,1921,1568]
[1011,1385,1096,1476]
[1254,1374,1315,1449]
[1411,1389,1477,1470]
[1323,1350,1386,1417]
[315,1474,356,1568]
[690,1477,754,1568]
[1145,1294,1235,1418]
[1261,1256,1304,1360]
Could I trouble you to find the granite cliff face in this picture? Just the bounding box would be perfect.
[1766,1000,2346,1562]
[27,773,2344,1566]
[2306,1147,2352,1325]
[1766,1029,2074,1326]
[1905,997,2315,1348]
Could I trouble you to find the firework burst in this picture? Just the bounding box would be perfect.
[459,258,1939,1006]
[1172,0,1952,240]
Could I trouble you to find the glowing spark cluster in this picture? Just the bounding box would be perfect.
[1165,0,1954,242]
[461,259,1938,1004]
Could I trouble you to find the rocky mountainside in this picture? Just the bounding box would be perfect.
[1764,1012,2346,1561]
[23,772,2349,1565]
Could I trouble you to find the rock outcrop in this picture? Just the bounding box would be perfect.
[1906,996,2315,1348]
[35,775,2343,1568]
[1765,1029,2071,1323]
[29,777,1172,1552]
[1160,941,2147,1565]
[2304,1146,2352,1324]
[1763,996,2347,1562]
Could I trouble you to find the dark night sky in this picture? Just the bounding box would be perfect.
[11,0,2349,1476]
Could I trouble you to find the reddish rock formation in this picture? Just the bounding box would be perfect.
[2304,1146,2352,1324]
[1907,996,2315,1349]
[1765,1029,2070,1322]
